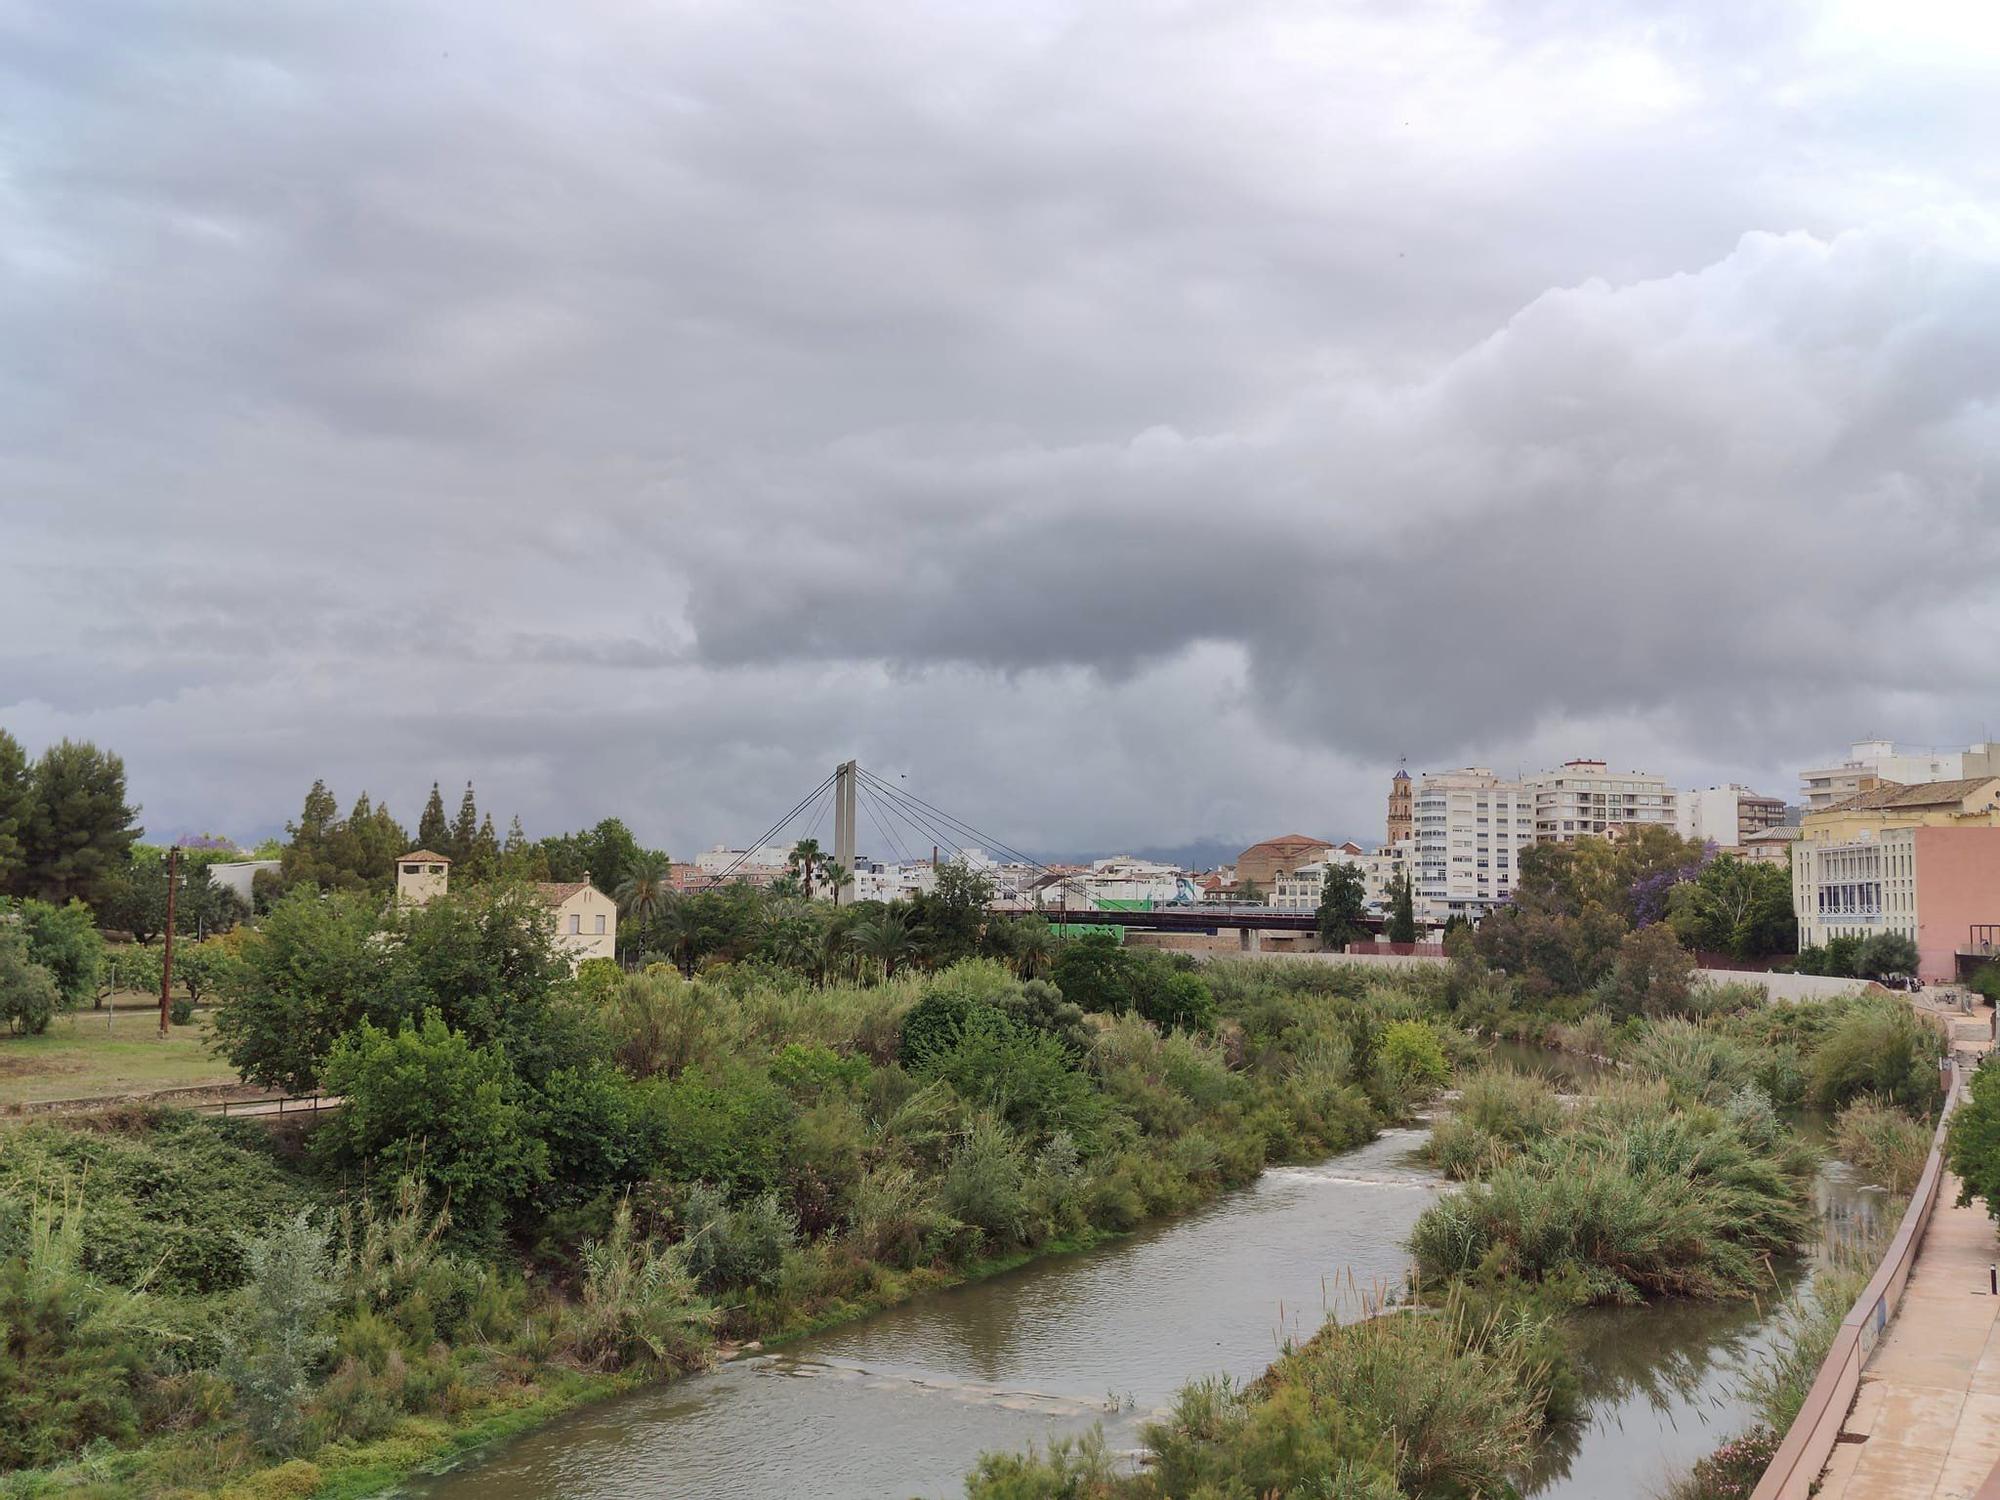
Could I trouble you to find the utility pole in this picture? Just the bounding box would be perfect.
[159,845,179,1037]
[832,760,857,906]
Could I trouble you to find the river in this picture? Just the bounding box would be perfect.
[416,1089,1886,1499]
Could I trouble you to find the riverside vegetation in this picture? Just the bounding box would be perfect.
[0,885,1466,1500]
[965,868,1948,1499]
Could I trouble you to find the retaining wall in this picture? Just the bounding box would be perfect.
[1748,1060,1966,1500]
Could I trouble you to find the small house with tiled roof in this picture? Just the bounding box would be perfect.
[534,880,618,965]
[396,850,451,906]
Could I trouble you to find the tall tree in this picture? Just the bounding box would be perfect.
[583,818,643,894]
[502,816,550,882]
[463,814,501,883]
[614,849,672,927]
[0,729,30,894]
[416,782,451,854]
[1387,871,1419,944]
[22,739,140,905]
[1316,862,1368,949]
[449,782,480,864]
[280,780,346,890]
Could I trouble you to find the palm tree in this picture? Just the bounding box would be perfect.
[615,850,672,924]
[849,907,917,983]
[787,839,849,902]
[651,896,699,976]
[1010,916,1054,979]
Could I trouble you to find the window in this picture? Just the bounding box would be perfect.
[403,864,420,875]
[568,914,580,935]
[595,914,606,935]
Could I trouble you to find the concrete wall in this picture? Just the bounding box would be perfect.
[1698,969,1878,1002]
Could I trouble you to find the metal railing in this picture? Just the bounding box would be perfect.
[1747,1057,1965,1500]
[197,1092,340,1118]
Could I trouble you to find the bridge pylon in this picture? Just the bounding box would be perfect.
[833,760,857,905]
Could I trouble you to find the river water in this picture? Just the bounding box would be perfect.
[418,1082,1887,1499]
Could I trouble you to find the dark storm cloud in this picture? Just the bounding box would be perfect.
[4,1,2000,850]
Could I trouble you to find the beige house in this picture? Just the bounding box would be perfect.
[536,881,618,966]
[396,850,452,905]
[395,849,616,968]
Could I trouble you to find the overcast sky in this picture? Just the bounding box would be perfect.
[6,1,2000,858]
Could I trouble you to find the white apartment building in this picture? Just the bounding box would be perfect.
[1677,784,1788,847]
[1529,761,1677,842]
[1268,845,1403,914]
[1412,770,1536,923]
[1799,740,2000,811]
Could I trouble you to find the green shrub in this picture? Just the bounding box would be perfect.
[562,1198,713,1370]
[1628,1020,1756,1105]
[222,1211,337,1456]
[942,1116,1030,1250]
[16,899,102,1010]
[1049,934,1135,1016]
[0,925,60,1035]
[637,1066,791,1199]
[1948,1055,2000,1225]
[0,1184,155,1468]
[1809,1002,1941,1112]
[1426,1068,1565,1180]
[922,1008,1106,1145]
[318,1011,549,1248]
[1378,1019,1450,1093]
[1412,1097,1811,1303]
[0,1112,312,1294]
[1832,1097,1932,1193]
[677,1182,797,1291]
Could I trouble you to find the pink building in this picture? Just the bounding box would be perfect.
[1794,825,2000,981]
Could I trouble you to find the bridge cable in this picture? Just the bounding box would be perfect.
[698,769,839,890]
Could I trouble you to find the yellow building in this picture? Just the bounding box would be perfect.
[1799,778,2000,845]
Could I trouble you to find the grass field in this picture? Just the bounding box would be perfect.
[0,997,241,1106]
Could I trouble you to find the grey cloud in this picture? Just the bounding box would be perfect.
[5,2,2000,851]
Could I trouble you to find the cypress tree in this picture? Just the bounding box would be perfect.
[1389,872,1419,944]
[449,782,479,864]
[465,813,501,883]
[416,782,450,854]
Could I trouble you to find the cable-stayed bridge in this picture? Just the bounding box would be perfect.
[700,761,1385,940]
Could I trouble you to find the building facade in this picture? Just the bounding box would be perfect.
[1799,740,2000,811]
[1793,825,2000,981]
[1269,845,1400,915]
[1800,778,2000,846]
[537,881,619,965]
[1411,770,1536,923]
[1678,784,1788,847]
[1527,761,1678,842]
[395,850,451,906]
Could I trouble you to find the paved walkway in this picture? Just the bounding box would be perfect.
[1817,994,1999,1500]
[1815,1181,2000,1499]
